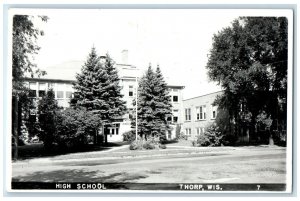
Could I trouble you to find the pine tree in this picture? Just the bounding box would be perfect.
[73,47,109,114]
[73,47,127,143]
[132,65,172,141]
[103,53,127,121]
[153,65,173,139]
[132,65,155,140]
[38,88,60,149]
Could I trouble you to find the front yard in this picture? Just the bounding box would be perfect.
[12,141,287,185]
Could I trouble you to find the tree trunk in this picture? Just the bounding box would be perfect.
[269,132,274,145]
[95,129,98,145]
[12,96,19,160]
[104,133,108,144]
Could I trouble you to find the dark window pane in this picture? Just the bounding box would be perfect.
[29,90,36,97]
[129,91,133,96]
[29,114,36,122]
[173,96,178,102]
[39,90,45,97]
[173,116,178,123]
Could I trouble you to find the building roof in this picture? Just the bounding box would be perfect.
[32,60,185,88]
[183,90,223,101]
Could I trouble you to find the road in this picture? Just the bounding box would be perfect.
[12,146,286,184]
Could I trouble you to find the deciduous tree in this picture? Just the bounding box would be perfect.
[12,15,48,159]
[206,17,288,143]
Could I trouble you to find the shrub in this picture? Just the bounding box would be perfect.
[55,107,101,148]
[191,140,199,147]
[129,138,166,150]
[222,134,238,146]
[175,124,181,139]
[129,140,143,150]
[195,124,224,147]
[142,140,156,150]
[159,144,167,149]
[178,132,188,140]
[123,130,139,142]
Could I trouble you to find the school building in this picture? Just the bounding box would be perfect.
[24,50,187,142]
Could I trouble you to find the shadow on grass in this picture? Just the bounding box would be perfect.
[12,169,148,183]
[160,139,179,145]
[12,142,129,161]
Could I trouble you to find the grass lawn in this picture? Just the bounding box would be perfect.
[12,145,286,184]
[12,141,129,160]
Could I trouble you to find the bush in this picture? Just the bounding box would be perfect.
[178,132,188,140]
[195,124,224,147]
[191,140,199,147]
[129,140,143,150]
[142,140,156,150]
[159,144,167,149]
[175,124,181,139]
[222,134,238,146]
[123,130,139,142]
[55,107,101,148]
[129,137,166,150]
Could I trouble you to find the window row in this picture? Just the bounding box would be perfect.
[29,82,73,91]
[185,127,205,136]
[29,89,73,99]
[185,105,217,121]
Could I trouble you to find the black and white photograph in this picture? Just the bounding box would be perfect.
[4,7,293,193]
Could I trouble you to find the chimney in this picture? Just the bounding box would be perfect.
[99,56,106,64]
[122,49,128,64]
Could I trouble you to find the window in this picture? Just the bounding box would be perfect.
[211,105,217,119]
[129,85,134,97]
[38,83,46,98]
[172,109,179,123]
[173,116,178,123]
[196,105,206,120]
[166,115,172,122]
[173,95,178,102]
[29,82,37,97]
[66,91,73,99]
[57,91,64,99]
[185,108,191,121]
[48,83,55,89]
[196,127,205,135]
[29,82,36,90]
[173,89,178,92]
[185,128,191,136]
[38,91,46,97]
[29,90,36,97]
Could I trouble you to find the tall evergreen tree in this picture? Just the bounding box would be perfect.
[133,65,157,139]
[132,65,172,140]
[103,53,127,121]
[73,47,127,143]
[153,65,172,138]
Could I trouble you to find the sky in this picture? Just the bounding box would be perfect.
[15,9,242,99]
